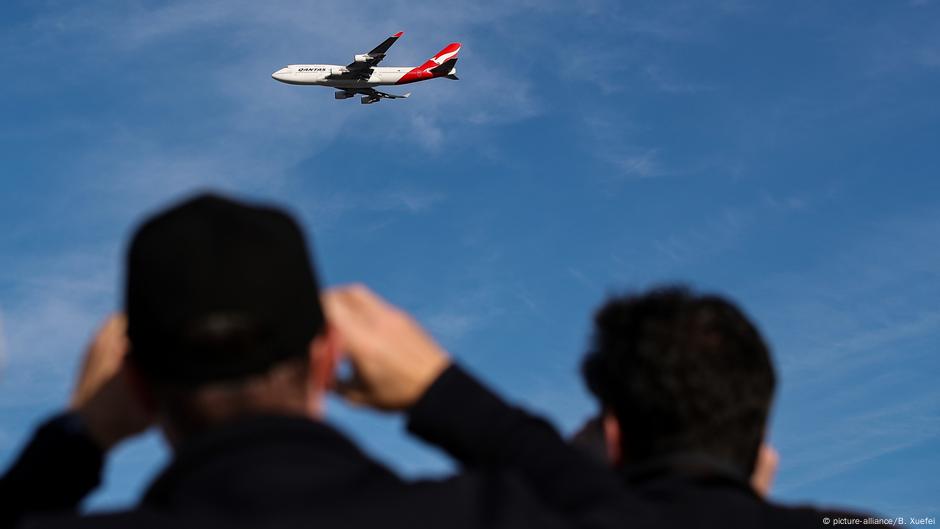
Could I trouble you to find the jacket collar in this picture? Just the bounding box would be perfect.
[143,414,381,508]
[618,452,756,495]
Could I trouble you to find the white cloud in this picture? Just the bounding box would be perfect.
[554,2,739,94]
[425,312,478,343]
[568,267,603,292]
[410,280,510,347]
[918,45,940,68]
[0,249,119,409]
[612,150,662,179]
[759,192,809,211]
[377,189,446,213]
[409,114,445,150]
[774,393,940,494]
[576,115,667,181]
[781,308,940,378]
[643,65,716,94]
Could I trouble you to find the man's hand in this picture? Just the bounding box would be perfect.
[70,315,151,450]
[323,285,451,411]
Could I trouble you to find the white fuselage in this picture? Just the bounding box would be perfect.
[271,65,414,88]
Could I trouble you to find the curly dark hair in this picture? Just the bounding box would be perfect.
[582,286,776,474]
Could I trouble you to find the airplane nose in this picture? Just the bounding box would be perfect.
[271,68,288,82]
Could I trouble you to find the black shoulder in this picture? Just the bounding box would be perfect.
[21,509,194,529]
[766,503,883,528]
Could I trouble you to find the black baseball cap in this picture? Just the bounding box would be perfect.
[125,193,325,386]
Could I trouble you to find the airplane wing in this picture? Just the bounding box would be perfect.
[365,31,403,61]
[345,32,403,78]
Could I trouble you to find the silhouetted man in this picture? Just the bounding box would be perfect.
[7,193,625,529]
[578,286,878,528]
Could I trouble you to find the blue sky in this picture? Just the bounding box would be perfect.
[1,0,938,518]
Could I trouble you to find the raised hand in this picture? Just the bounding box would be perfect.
[323,285,451,411]
[70,315,152,450]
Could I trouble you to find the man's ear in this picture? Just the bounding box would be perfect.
[308,324,342,410]
[750,440,779,497]
[603,412,623,467]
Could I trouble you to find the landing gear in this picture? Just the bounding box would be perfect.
[333,89,407,104]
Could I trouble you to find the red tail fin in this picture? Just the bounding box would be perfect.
[415,43,460,71]
[397,43,462,84]
[428,42,460,64]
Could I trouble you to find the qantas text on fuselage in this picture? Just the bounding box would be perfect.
[271,32,460,104]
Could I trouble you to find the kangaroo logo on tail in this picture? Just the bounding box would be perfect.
[430,43,461,65]
[419,43,460,74]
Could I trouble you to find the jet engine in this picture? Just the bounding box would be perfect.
[353,54,372,63]
[361,95,380,104]
[335,91,354,100]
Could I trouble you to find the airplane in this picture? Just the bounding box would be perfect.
[271,32,460,104]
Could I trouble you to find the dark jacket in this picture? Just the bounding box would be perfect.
[14,366,630,529]
[0,413,104,529]
[611,455,880,528]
